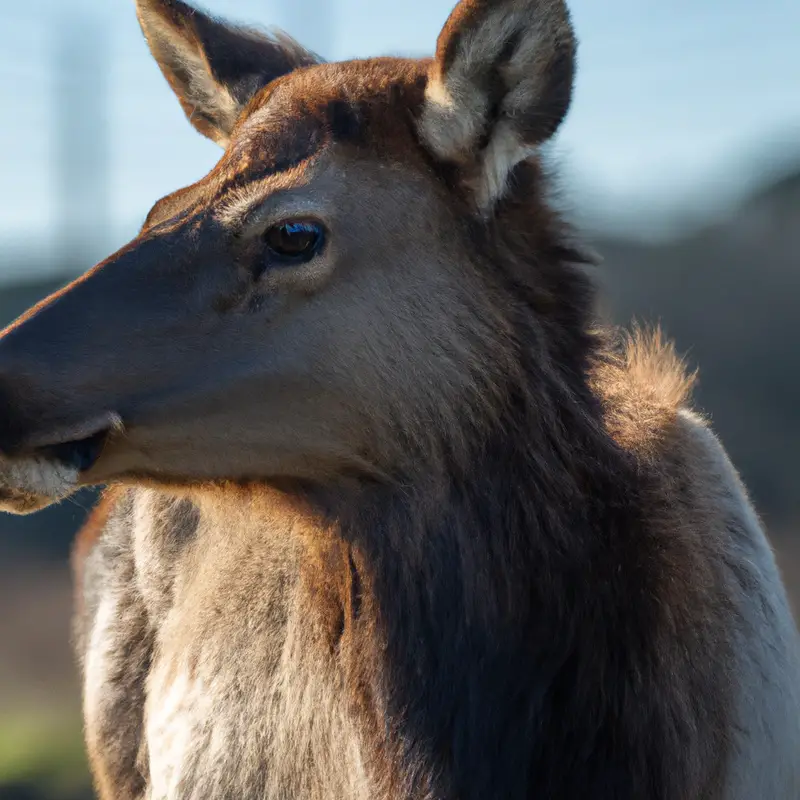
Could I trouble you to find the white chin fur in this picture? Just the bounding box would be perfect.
[0,456,79,514]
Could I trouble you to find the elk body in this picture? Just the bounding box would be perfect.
[0,0,798,797]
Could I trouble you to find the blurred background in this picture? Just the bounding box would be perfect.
[0,0,798,797]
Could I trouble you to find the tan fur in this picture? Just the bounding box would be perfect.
[140,491,372,799]
[591,326,698,459]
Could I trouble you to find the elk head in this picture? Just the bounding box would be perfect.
[0,0,578,513]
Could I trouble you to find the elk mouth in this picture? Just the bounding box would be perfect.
[38,427,111,473]
[23,412,121,474]
[0,418,118,515]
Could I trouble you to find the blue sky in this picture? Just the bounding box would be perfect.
[1,0,798,252]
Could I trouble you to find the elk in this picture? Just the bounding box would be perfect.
[0,0,798,797]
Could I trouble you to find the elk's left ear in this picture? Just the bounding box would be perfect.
[418,0,576,211]
[136,0,320,146]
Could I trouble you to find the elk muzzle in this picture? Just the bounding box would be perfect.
[0,223,226,512]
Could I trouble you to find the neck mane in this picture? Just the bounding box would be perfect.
[317,355,648,797]
[280,185,654,795]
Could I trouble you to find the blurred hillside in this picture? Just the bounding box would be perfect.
[594,166,800,527]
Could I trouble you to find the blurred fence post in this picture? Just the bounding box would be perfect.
[52,12,111,271]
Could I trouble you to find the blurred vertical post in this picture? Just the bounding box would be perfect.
[277,0,334,59]
[52,12,110,271]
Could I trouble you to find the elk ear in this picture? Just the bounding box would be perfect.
[418,0,576,211]
[135,0,319,146]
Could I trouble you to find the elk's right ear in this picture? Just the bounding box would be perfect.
[135,0,320,146]
[418,0,576,212]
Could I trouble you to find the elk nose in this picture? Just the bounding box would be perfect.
[0,327,64,455]
[0,364,114,464]
[0,295,65,450]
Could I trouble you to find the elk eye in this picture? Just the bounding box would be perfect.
[264,221,325,264]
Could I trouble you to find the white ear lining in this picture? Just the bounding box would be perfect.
[419,74,541,212]
[417,0,574,211]
[419,74,486,162]
[473,124,538,211]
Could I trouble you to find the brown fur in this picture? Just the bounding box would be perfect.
[0,0,796,798]
[70,488,117,619]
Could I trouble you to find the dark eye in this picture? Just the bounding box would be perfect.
[264,220,325,264]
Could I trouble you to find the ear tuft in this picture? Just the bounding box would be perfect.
[135,0,320,146]
[418,0,576,211]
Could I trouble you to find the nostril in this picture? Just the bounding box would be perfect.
[0,360,119,467]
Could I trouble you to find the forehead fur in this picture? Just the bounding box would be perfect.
[145,58,435,231]
[231,58,432,169]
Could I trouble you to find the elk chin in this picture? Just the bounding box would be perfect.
[0,455,80,514]
[0,429,109,515]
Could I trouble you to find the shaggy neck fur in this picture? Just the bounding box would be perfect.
[282,174,704,798]
[312,376,658,798]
